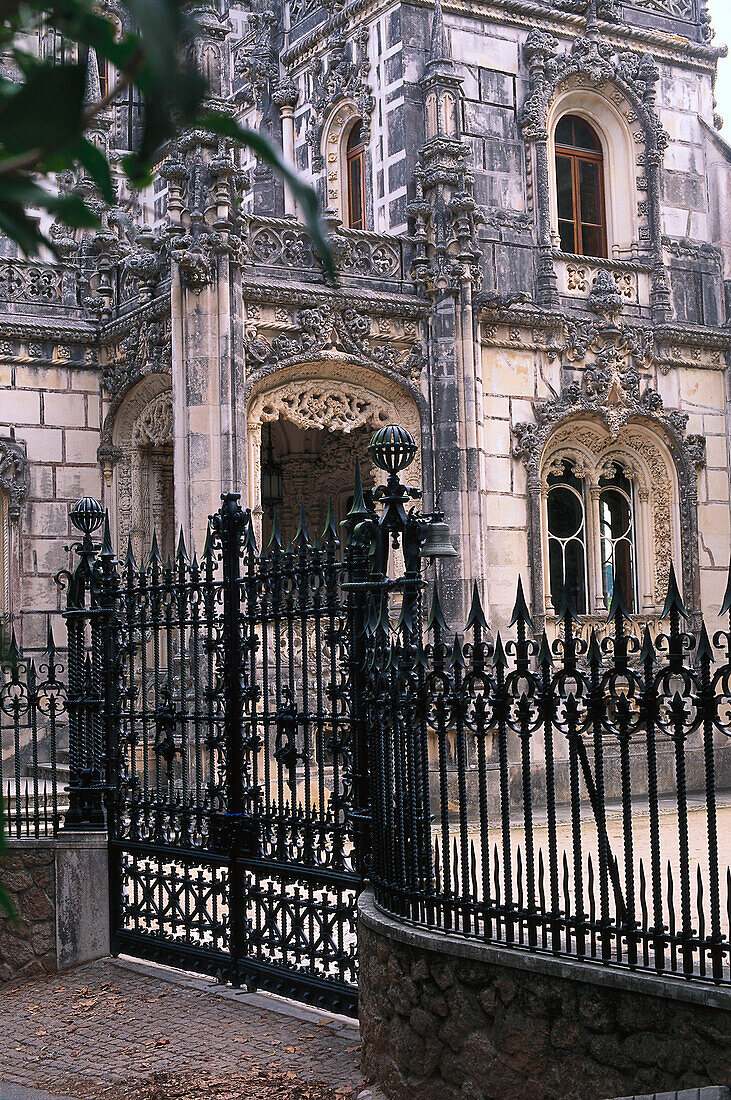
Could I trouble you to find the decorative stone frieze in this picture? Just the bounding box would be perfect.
[244,301,424,379]
[103,316,171,397]
[0,262,63,305]
[245,216,404,281]
[249,378,395,435]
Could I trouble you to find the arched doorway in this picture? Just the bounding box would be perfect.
[247,367,422,546]
[107,379,175,564]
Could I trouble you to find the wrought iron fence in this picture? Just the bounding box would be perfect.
[5,426,730,1005]
[0,623,67,837]
[365,559,731,985]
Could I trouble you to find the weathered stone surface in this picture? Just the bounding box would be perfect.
[359,895,731,1100]
[0,843,55,983]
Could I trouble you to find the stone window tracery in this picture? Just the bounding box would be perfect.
[547,460,590,614]
[540,425,678,618]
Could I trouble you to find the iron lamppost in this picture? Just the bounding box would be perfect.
[347,423,457,578]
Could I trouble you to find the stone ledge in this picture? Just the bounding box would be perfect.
[4,832,108,851]
[611,1091,730,1100]
[358,891,731,1011]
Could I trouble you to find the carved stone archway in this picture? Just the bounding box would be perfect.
[107,377,175,564]
[247,364,422,542]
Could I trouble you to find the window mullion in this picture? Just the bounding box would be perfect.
[587,482,605,615]
[635,485,654,614]
[572,154,582,256]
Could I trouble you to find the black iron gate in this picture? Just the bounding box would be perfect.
[62,483,376,1015]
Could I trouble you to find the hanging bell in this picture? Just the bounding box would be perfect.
[420,518,458,559]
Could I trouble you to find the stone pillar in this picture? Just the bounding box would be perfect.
[457,276,488,607]
[172,260,233,552]
[428,290,467,621]
[273,79,299,219]
[0,834,109,983]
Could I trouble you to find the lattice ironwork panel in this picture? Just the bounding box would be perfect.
[238,864,358,1012]
[117,851,230,956]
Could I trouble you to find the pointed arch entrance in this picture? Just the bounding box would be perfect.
[246,365,422,544]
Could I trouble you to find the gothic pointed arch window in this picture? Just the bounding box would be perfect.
[554,114,607,258]
[346,122,366,230]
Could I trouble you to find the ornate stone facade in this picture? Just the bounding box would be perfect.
[0,0,730,651]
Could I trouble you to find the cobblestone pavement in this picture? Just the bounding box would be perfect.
[0,958,381,1100]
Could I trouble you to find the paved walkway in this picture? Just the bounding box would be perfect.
[0,958,382,1100]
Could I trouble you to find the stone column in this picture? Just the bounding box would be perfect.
[273,80,299,218]
[428,289,467,622]
[171,261,227,553]
[457,276,488,605]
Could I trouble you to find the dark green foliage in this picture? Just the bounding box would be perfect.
[0,0,332,277]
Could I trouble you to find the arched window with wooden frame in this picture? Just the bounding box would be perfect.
[554,114,607,258]
[346,122,366,231]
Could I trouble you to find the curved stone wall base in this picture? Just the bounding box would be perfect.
[358,891,731,1100]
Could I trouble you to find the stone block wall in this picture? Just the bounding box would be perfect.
[0,350,102,655]
[0,840,55,982]
[0,834,109,983]
[359,892,731,1100]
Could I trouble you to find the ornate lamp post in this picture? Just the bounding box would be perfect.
[343,425,456,875]
[364,424,457,578]
[63,496,107,830]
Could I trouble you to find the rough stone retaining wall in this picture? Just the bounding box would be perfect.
[0,840,55,981]
[0,834,109,981]
[359,891,731,1100]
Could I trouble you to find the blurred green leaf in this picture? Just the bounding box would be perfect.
[0,60,86,154]
[198,111,336,284]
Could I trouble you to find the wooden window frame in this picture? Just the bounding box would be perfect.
[346,127,366,231]
[555,122,608,259]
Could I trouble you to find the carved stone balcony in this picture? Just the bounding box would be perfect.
[243,216,411,291]
[553,251,653,315]
[0,259,81,319]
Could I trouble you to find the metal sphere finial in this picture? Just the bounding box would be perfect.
[70,497,105,536]
[368,424,418,474]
